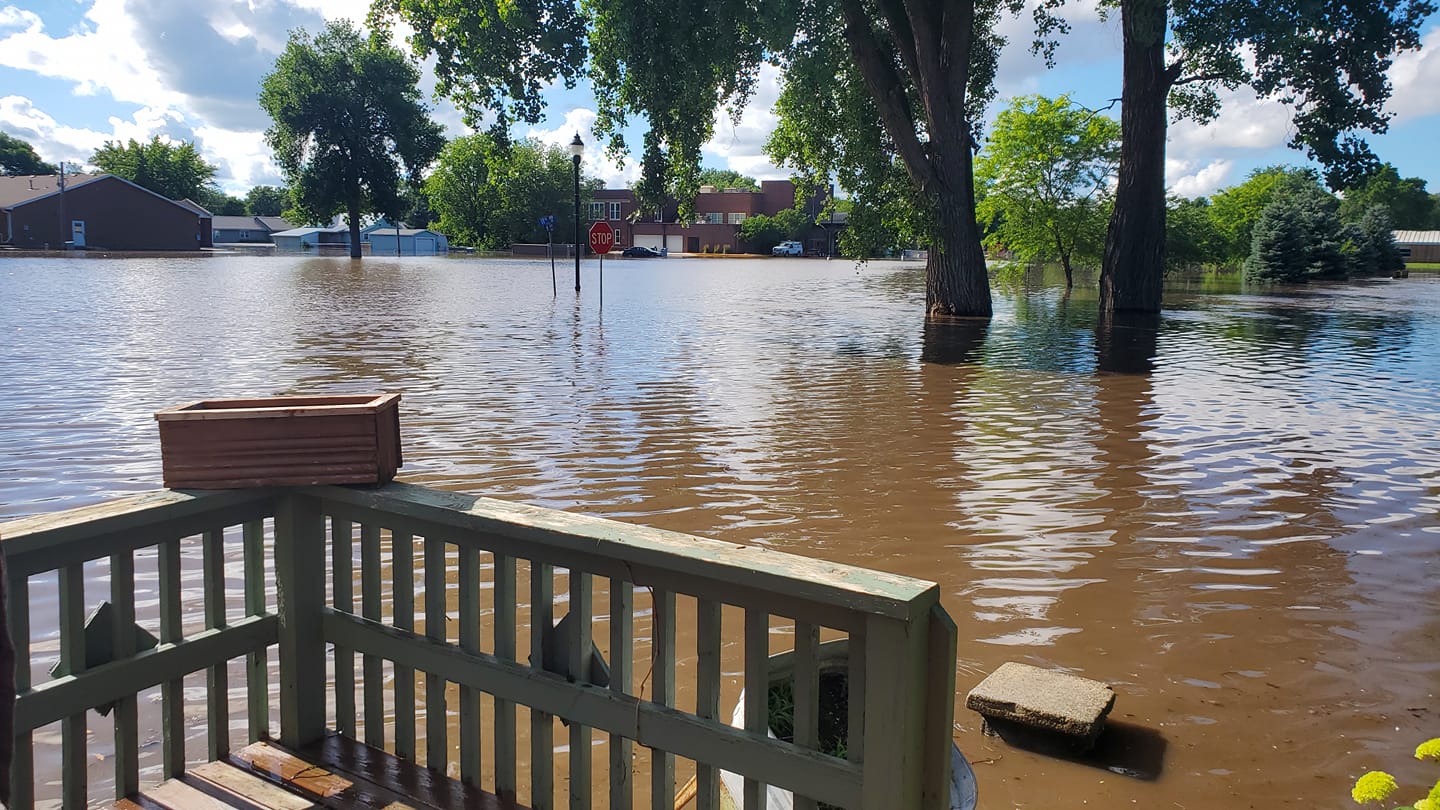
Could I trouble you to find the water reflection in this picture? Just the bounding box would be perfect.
[1,258,1438,809]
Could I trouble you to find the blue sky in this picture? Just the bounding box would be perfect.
[2,0,1437,199]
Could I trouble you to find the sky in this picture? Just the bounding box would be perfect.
[2,0,1438,200]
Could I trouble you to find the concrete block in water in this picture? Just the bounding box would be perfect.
[966,662,1116,743]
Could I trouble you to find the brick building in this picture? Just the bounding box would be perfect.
[583,180,839,255]
[1,173,212,251]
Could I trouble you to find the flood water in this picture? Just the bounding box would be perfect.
[1,255,1437,808]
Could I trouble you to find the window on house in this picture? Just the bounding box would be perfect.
[609,201,622,220]
[655,210,665,222]
[727,212,747,224]
[697,212,723,224]
[589,202,605,221]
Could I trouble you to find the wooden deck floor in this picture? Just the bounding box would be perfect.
[116,735,523,810]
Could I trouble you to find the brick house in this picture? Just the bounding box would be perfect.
[0,173,212,251]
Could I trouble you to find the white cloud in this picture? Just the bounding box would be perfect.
[1167,158,1233,196]
[526,108,641,189]
[1387,27,1440,124]
[703,62,787,180]
[0,5,43,34]
[1168,88,1294,152]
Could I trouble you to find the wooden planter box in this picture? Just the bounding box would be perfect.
[155,393,402,489]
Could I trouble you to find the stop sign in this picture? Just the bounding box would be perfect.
[588,221,616,255]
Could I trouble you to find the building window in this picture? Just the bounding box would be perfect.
[655,210,665,222]
[695,212,724,224]
[727,212,747,224]
[589,202,605,221]
[609,201,622,220]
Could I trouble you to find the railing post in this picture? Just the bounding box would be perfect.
[921,605,958,810]
[860,608,931,810]
[275,492,326,747]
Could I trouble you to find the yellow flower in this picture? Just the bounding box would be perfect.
[1417,738,1440,761]
[1416,799,1436,810]
[1352,771,1398,804]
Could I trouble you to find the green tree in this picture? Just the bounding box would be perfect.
[260,20,444,258]
[1165,196,1226,271]
[1208,166,1324,263]
[425,134,599,249]
[974,95,1119,289]
[195,188,247,215]
[245,186,290,217]
[0,132,58,175]
[1100,0,1432,314]
[90,136,218,200]
[375,0,1032,318]
[1338,164,1435,228]
[737,207,808,252]
[697,169,759,191]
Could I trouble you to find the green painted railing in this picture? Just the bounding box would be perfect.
[1,483,957,810]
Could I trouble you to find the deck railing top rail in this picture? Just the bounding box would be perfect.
[309,482,939,620]
[0,488,276,575]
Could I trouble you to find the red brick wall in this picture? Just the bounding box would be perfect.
[8,177,205,250]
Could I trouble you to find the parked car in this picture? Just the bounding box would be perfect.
[771,240,803,256]
[622,245,664,257]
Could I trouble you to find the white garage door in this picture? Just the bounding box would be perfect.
[664,234,685,254]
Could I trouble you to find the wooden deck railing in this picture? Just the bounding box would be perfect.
[1,483,958,810]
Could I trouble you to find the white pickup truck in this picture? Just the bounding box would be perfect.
[771,240,803,256]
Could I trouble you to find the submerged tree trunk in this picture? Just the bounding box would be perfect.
[1101,0,1172,315]
[347,202,362,259]
[927,158,993,318]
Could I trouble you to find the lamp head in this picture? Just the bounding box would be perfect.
[569,133,584,159]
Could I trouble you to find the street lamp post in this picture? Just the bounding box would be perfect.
[570,133,584,292]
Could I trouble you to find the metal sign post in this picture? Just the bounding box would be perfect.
[588,221,615,308]
[540,215,557,296]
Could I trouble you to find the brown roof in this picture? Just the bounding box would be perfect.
[0,173,105,207]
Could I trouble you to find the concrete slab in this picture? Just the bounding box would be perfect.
[966,662,1116,742]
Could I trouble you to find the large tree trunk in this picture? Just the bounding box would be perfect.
[927,155,993,318]
[347,203,362,259]
[1100,0,1172,316]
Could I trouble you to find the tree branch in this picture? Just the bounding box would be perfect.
[839,0,934,188]
[1171,71,1232,87]
[876,0,923,91]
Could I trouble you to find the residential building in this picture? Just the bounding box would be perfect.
[270,225,349,250]
[0,173,212,251]
[212,215,296,244]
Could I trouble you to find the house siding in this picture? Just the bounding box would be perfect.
[6,177,206,250]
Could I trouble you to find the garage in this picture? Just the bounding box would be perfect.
[368,228,450,256]
[665,234,685,255]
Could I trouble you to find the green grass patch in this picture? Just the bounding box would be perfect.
[1404,262,1440,271]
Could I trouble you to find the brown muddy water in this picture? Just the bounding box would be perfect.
[1,255,1437,808]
